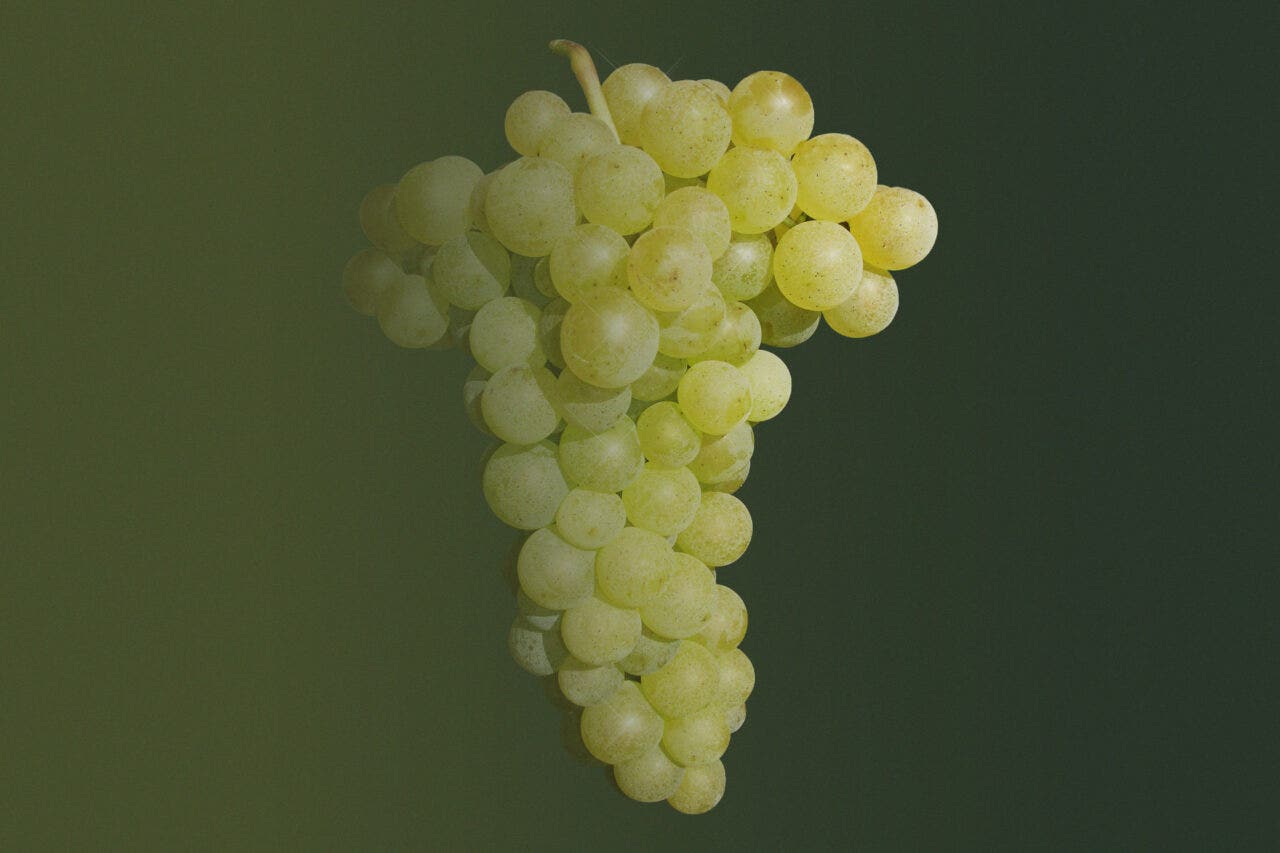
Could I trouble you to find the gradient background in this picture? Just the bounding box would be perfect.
[5,1,1272,849]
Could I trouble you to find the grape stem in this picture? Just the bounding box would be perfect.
[549,39,619,142]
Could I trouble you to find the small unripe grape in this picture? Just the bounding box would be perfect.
[557,658,625,707]
[555,369,631,434]
[713,647,756,708]
[692,585,748,651]
[630,352,688,402]
[620,628,680,675]
[690,300,760,366]
[508,615,569,676]
[687,422,753,485]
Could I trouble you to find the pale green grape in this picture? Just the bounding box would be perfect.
[629,228,717,319]
[549,223,629,303]
[557,657,625,707]
[639,551,716,640]
[537,297,569,369]
[508,615,569,676]
[614,743,686,803]
[747,282,821,348]
[639,79,732,179]
[517,526,596,610]
[462,364,490,435]
[559,287,659,389]
[727,70,814,157]
[621,464,702,536]
[595,525,675,608]
[667,760,726,813]
[630,352,688,402]
[485,156,578,257]
[705,146,798,234]
[713,647,755,708]
[773,220,864,311]
[579,680,664,764]
[601,63,671,147]
[538,112,618,175]
[555,369,631,434]
[677,360,752,435]
[377,273,449,348]
[791,132,877,221]
[823,264,899,338]
[467,168,499,234]
[560,594,642,666]
[575,145,665,236]
[676,491,753,568]
[359,183,419,255]
[687,422,753,485]
[724,703,746,734]
[431,230,511,310]
[619,628,681,675]
[696,79,731,105]
[657,283,725,359]
[704,461,750,495]
[557,416,644,493]
[636,401,701,468]
[554,488,627,550]
[737,349,792,421]
[517,588,561,631]
[712,231,773,301]
[691,300,761,365]
[395,156,484,245]
[343,248,403,316]
[641,640,718,719]
[692,585,748,651]
[847,185,938,270]
[662,705,730,767]
[483,441,569,530]
[652,186,732,260]
[469,296,543,373]
[505,89,571,157]
[480,364,559,445]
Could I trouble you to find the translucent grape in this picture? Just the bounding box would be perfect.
[557,416,644,494]
[505,89,571,157]
[687,422,754,485]
[538,112,618,175]
[824,264,899,338]
[359,183,419,255]
[691,300,761,365]
[727,70,814,157]
[676,491,753,567]
[639,551,716,640]
[662,705,730,767]
[432,230,511,310]
[773,220,864,311]
[846,185,938,270]
[343,248,403,316]
[630,352,688,402]
[791,132,877,221]
[595,526,675,608]
[692,585,748,651]
[713,647,755,708]
[485,157,578,257]
[469,297,543,373]
[462,364,490,435]
[601,63,671,147]
[652,186,732,260]
[554,488,627,550]
[621,463,702,536]
[614,743,686,803]
[560,595,642,667]
[480,364,559,445]
[482,441,569,530]
[557,658,625,707]
[560,287,659,389]
[677,360,752,435]
[641,640,719,719]
[517,526,596,610]
[555,369,631,434]
[395,156,484,245]
[579,681,663,764]
[747,282,821,348]
[667,760,726,813]
[636,401,702,468]
[508,615,569,676]
[712,231,773,301]
[706,146,798,234]
[575,145,665,236]
[376,273,449,348]
[639,79,732,179]
[548,223,629,303]
[627,227,713,313]
[738,349,791,421]
[619,628,681,676]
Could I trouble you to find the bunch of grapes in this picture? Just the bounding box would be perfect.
[342,40,937,814]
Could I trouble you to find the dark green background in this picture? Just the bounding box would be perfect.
[4,1,1271,849]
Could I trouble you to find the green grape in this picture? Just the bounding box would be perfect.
[846,185,938,270]
[469,296,544,373]
[359,183,419,255]
[662,705,730,768]
[706,146,798,234]
[538,112,618,175]
[554,488,627,550]
[575,145,665,236]
[483,441,569,530]
[639,551,716,640]
[692,585,748,651]
[537,297,569,369]
[773,220,864,311]
[652,186,732,260]
[712,231,773,302]
[549,223,629,303]
[704,460,750,495]
[676,491,753,568]
[557,416,644,493]
[657,283,725,359]
[677,360,752,435]
[696,78,731,105]
[727,70,814,157]
[505,89,571,157]
[614,743,686,803]
[555,369,631,434]
[636,401,701,468]
[724,703,747,734]
[713,647,755,708]
[747,282,821,348]
[691,300,761,365]
[507,253,549,308]
[560,594,642,666]
[621,463,702,537]
[432,230,511,310]
[687,422,753,485]
[630,352,688,402]
[619,627,681,675]
[376,273,449,348]
[517,526,596,610]
[533,255,558,299]
[467,168,499,234]
[485,156,578,257]
[667,760,726,813]
[579,681,664,764]
[462,364,490,435]
[508,615,569,676]
[737,349,791,421]
[791,132,877,221]
[823,264,899,338]
[395,155,484,245]
[601,63,671,147]
[480,364,559,445]
[557,657,625,707]
[641,640,719,720]
[595,525,676,608]
[627,227,713,313]
[343,248,403,316]
[560,288,659,389]
[517,588,561,631]
[639,79,732,179]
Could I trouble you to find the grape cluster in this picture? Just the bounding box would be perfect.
[342,42,937,814]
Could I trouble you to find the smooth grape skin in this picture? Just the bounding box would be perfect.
[614,743,686,803]
[639,79,733,179]
[630,352,687,402]
[484,156,579,257]
[661,705,731,768]
[480,364,559,445]
[846,185,939,270]
[595,526,676,609]
[824,264,900,338]
[692,585,748,652]
[469,297,544,373]
[677,360,752,435]
[686,422,754,485]
[627,227,714,313]
[737,349,792,422]
[601,63,671,147]
[652,187,733,261]
[482,441,569,531]
[705,146,798,235]
[639,551,716,640]
[676,491,754,568]
[656,284,725,359]
[727,70,815,157]
[579,681,664,765]
[555,369,632,434]
[560,594,642,666]
[557,657,625,707]
[343,248,403,316]
[557,416,645,494]
[772,220,864,311]
[432,230,512,310]
[560,287,660,390]
[641,640,719,718]
[538,112,618,175]
[359,183,419,255]
[636,401,702,469]
[712,231,773,302]
[747,282,821,348]
[516,526,596,610]
[791,132,878,222]
[504,89,571,157]
[697,78,731,105]
[691,300,761,366]
[621,463,702,537]
[620,628,681,676]
[394,156,484,246]
[554,488,627,550]
[714,647,756,708]
[376,273,449,348]
[548,223,629,304]
[576,145,666,236]
[667,759,726,814]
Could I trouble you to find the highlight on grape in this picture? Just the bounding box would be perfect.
[342,39,938,814]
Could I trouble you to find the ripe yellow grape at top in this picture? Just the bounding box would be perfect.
[504,89,571,157]
[791,133,878,221]
[601,63,671,147]
[639,79,733,179]
[846,185,939,270]
[727,70,814,157]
